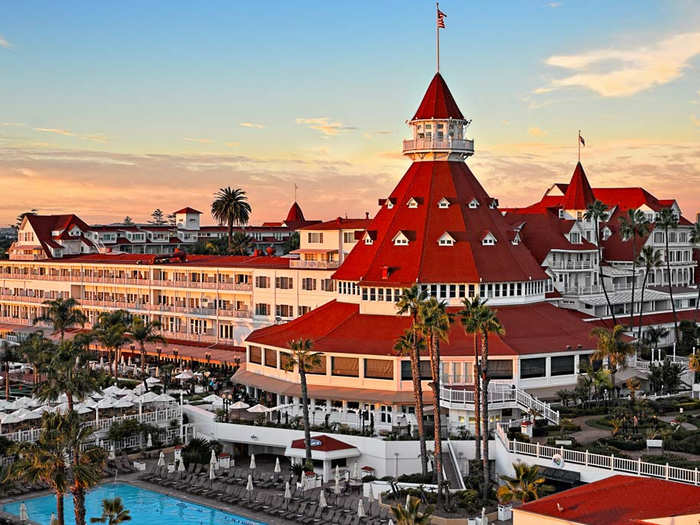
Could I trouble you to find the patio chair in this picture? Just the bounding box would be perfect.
[280,502,301,519]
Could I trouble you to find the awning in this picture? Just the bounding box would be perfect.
[284,434,360,461]
[232,369,432,405]
[539,466,581,485]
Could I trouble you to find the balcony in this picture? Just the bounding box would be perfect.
[550,261,595,270]
[402,137,474,155]
[289,259,340,269]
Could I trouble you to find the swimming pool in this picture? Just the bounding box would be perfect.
[3,483,266,525]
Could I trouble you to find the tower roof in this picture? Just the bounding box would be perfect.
[412,73,465,120]
[560,162,595,210]
[332,161,546,286]
[284,202,306,225]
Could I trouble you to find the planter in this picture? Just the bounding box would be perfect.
[646,439,663,449]
[498,504,513,521]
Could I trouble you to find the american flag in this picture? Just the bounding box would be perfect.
[579,134,586,147]
[437,6,446,29]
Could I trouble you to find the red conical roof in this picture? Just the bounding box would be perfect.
[560,162,595,210]
[285,202,306,224]
[412,73,465,120]
[332,161,546,286]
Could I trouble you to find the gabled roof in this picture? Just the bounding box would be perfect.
[173,207,202,214]
[332,161,547,286]
[412,73,465,120]
[560,162,595,210]
[24,214,92,259]
[284,202,305,224]
[517,475,700,525]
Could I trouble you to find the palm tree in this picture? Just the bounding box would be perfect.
[618,209,651,324]
[19,331,53,384]
[497,462,548,505]
[33,297,87,340]
[459,296,488,463]
[396,285,429,477]
[0,341,18,400]
[417,298,452,503]
[229,231,254,256]
[90,497,131,524]
[636,246,663,352]
[211,187,252,252]
[591,325,635,392]
[283,338,322,466]
[626,377,641,400]
[584,200,616,325]
[656,208,680,341]
[391,496,433,525]
[129,316,166,373]
[644,325,669,363]
[393,329,427,432]
[92,310,131,382]
[5,412,69,525]
[690,221,700,324]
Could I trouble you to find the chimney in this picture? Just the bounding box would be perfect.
[381,266,390,280]
[365,212,370,219]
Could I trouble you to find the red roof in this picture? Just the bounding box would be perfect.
[332,161,547,285]
[24,214,92,258]
[517,475,700,525]
[412,73,465,120]
[285,202,305,224]
[174,207,202,214]
[298,217,372,231]
[39,252,292,269]
[560,162,595,210]
[247,299,597,356]
[290,434,356,452]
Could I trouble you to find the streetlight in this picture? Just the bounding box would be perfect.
[156,348,162,365]
[223,392,232,422]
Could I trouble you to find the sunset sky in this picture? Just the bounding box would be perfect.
[2,1,700,226]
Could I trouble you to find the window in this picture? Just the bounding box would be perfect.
[438,197,450,209]
[332,357,359,377]
[438,233,455,246]
[320,279,335,292]
[400,360,432,380]
[407,198,419,209]
[468,198,479,209]
[302,278,317,291]
[343,232,355,243]
[487,360,513,379]
[395,237,408,246]
[307,232,323,243]
[570,232,581,244]
[276,277,293,289]
[264,348,277,368]
[364,359,393,380]
[482,233,496,246]
[276,304,294,317]
[255,276,270,288]
[249,346,262,364]
[654,232,664,243]
[520,358,546,379]
[551,356,575,376]
[255,303,270,316]
[298,305,311,315]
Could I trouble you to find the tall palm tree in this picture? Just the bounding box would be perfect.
[90,497,131,524]
[497,462,548,505]
[590,325,635,391]
[19,331,53,384]
[396,285,429,477]
[5,412,69,525]
[459,296,488,463]
[618,209,651,323]
[417,298,452,504]
[391,496,433,525]
[33,297,87,340]
[393,329,428,439]
[92,310,131,382]
[0,341,18,400]
[129,316,166,373]
[690,221,700,324]
[211,187,252,252]
[283,338,322,466]
[656,208,680,341]
[644,325,669,363]
[636,246,663,352]
[584,200,616,325]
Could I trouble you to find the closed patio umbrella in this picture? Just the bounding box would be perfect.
[50,513,57,525]
[157,451,165,467]
[249,454,256,470]
[178,459,185,472]
[146,433,152,448]
[210,449,218,468]
[209,463,215,480]
[19,503,28,521]
[246,474,253,492]
[334,476,340,495]
[284,481,291,500]
[319,489,327,509]
[357,499,365,518]
[335,465,340,481]
[109,445,116,460]
[274,457,281,474]
[351,462,359,480]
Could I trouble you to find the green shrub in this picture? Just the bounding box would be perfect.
[397,472,434,484]
[602,436,645,451]
[455,489,480,514]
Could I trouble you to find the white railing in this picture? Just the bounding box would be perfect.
[495,422,700,486]
[441,383,559,424]
[402,138,474,153]
[445,439,466,490]
[289,260,340,269]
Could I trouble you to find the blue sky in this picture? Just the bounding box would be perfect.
[1,1,699,223]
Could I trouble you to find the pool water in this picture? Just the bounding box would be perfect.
[3,483,266,525]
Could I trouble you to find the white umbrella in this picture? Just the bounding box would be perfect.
[284,481,291,500]
[334,476,340,495]
[202,394,221,403]
[335,465,340,482]
[231,401,250,410]
[1,411,26,424]
[81,398,98,409]
[209,463,216,480]
[114,399,134,409]
[274,457,281,473]
[146,433,153,448]
[50,512,57,525]
[249,454,256,470]
[175,370,194,380]
[146,377,161,385]
[19,503,28,521]
[133,383,147,395]
[96,397,116,409]
[178,459,185,472]
[388,520,395,525]
[155,393,175,403]
[246,473,253,492]
[481,507,486,523]
[109,444,116,460]
[351,462,359,480]
[74,405,93,415]
[357,499,365,518]
[247,404,268,413]
[90,391,104,400]
[31,405,53,416]
[157,451,165,467]
[368,484,374,502]
[139,391,159,403]
[319,489,328,509]
[102,385,121,396]
[210,449,217,465]
[405,494,411,509]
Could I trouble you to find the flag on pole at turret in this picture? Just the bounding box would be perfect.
[437,5,446,28]
[579,132,585,147]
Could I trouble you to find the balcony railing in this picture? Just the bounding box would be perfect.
[402,138,474,154]
[289,260,340,269]
[550,261,594,270]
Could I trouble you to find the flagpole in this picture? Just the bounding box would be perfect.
[578,130,581,163]
[436,2,440,73]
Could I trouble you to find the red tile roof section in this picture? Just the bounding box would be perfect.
[332,161,547,285]
[25,214,92,258]
[290,434,356,452]
[298,217,372,231]
[517,475,700,525]
[174,207,202,214]
[412,73,465,120]
[560,162,595,210]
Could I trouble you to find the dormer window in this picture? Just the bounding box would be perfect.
[363,231,376,246]
[468,198,480,209]
[481,232,497,246]
[393,231,411,246]
[386,198,395,209]
[407,197,421,209]
[558,209,565,219]
[489,198,499,209]
[570,232,581,244]
[438,232,455,246]
[602,227,612,241]
[511,232,521,246]
[438,197,450,209]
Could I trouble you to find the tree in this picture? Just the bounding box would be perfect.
[283,232,300,254]
[644,325,669,362]
[656,208,680,341]
[1,341,19,400]
[5,413,69,525]
[648,359,685,394]
[122,216,134,225]
[590,325,635,391]
[636,246,663,353]
[90,497,131,524]
[626,377,641,400]
[391,496,433,525]
[229,231,254,256]
[618,209,651,325]
[166,213,176,227]
[395,285,429,477]
[149,209,165,225]
[92,310,132,382]
[417,298,452,504]
[497,462,548,505]
[130,316,166,373]
[690,221,700,324]
[14,209,38,230]
[211,187,251,252]
[33,297,87,341]
[584,200,616,325]
[19,331,53,384]
[283,338,322,465]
